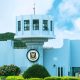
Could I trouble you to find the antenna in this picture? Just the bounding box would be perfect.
[33,3,35,15]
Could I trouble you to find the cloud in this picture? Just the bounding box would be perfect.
[15,0,53,15]
[59,0,78,18]
[73,18,80,31]
[0,0,54,33]
[0,0,15,33]
[48,0,80,31]
[57,0,80,30]
[44,27,64,48]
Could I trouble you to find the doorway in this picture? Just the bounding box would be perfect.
[71,67,80,76]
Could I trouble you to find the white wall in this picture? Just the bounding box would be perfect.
[43,39,70,76]
[70,40,80,67]
[0,39,80,76]
[0,40,14,65]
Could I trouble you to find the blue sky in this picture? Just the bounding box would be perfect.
[0,0,80,47]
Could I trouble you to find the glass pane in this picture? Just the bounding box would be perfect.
[50,21,53,31]
[24,20,30,31]
[58,67,60,76]
[61,67,63,76]
[43,20,48,31]
[18,21,21,31]
[33,19,39,30]
[72,67,80,76]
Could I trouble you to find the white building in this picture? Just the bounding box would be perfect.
[0,14,80,77]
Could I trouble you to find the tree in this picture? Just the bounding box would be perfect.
[23,64,50,78]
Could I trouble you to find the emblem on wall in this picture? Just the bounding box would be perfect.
[27,49,39,62]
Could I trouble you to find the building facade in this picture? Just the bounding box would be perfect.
[0,15,80,76]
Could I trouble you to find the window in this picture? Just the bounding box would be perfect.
[61,67,63,76]
[50,21,53,31]
[58,67,60,76]
[18,21,21,31]
[43,20,48,31]
[58,67,63,76]
[72,67,80,76]
[33,19,39,30]
[24,20,30,31]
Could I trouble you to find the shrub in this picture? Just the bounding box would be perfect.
[0,32,15,41]
[6,76,24,80]
[44,76,80,80]
[0,64,21,76]
[27,78,43,80]
[44,77,62,80]
[14,40,26,48]
[23,64,50,79]
[0,76,6,80]
[61,76,80,80]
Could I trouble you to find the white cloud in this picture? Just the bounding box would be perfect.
[44,28,64,48]
[15,0,53,15]
[73,18,80,31]
[58,0,80,20]
[59,1,77,18]
[62,30,80,40]
[0,0,54,33]
[57,0,80,31]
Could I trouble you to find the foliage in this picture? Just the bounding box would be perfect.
[44,77,62,80]
[61,76,80,80]
[14,40,26,48]
[0,64,21,76]
[0,76,6,80]
[27,78,43,80]
[0,32,26,48]
[6,76,24,80]
[23,64,50,79]
[0,32,15,41]
[44,76,80,80]
[0,76,80,80]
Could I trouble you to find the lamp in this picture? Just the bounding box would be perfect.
[53,64,56,67]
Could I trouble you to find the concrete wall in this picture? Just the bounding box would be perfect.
[43,39,70,76]
[1,39,80,76]
[0,39,71,75]
[0,40,14,65]
[70,40,80,67]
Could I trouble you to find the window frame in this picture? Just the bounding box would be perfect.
[50,20,53,31]
[33,19,39,30]
[24,20,30,31]
[18,21,21,31]
[43,20,48,31]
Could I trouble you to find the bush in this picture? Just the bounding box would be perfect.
[44,77,62,80]
[0,76,6,80]
[14,40,26,48]
[6,76,24,80]
[61,76,79,80]
[27,78,43,80]
[23,64,50,79]
[0,64,21,76]
[0,32,15,41]
[44,76,80,80]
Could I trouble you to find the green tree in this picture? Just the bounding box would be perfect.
[23,64,50,78]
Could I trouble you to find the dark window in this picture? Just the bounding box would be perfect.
[72,67,80,76]
[58,67,60,76]
[43,20,48,31]
[33,19,39,30]
[61,67,63,76]
[24,20,30,31]
[18,21,21,31]
[50,21,53,31]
